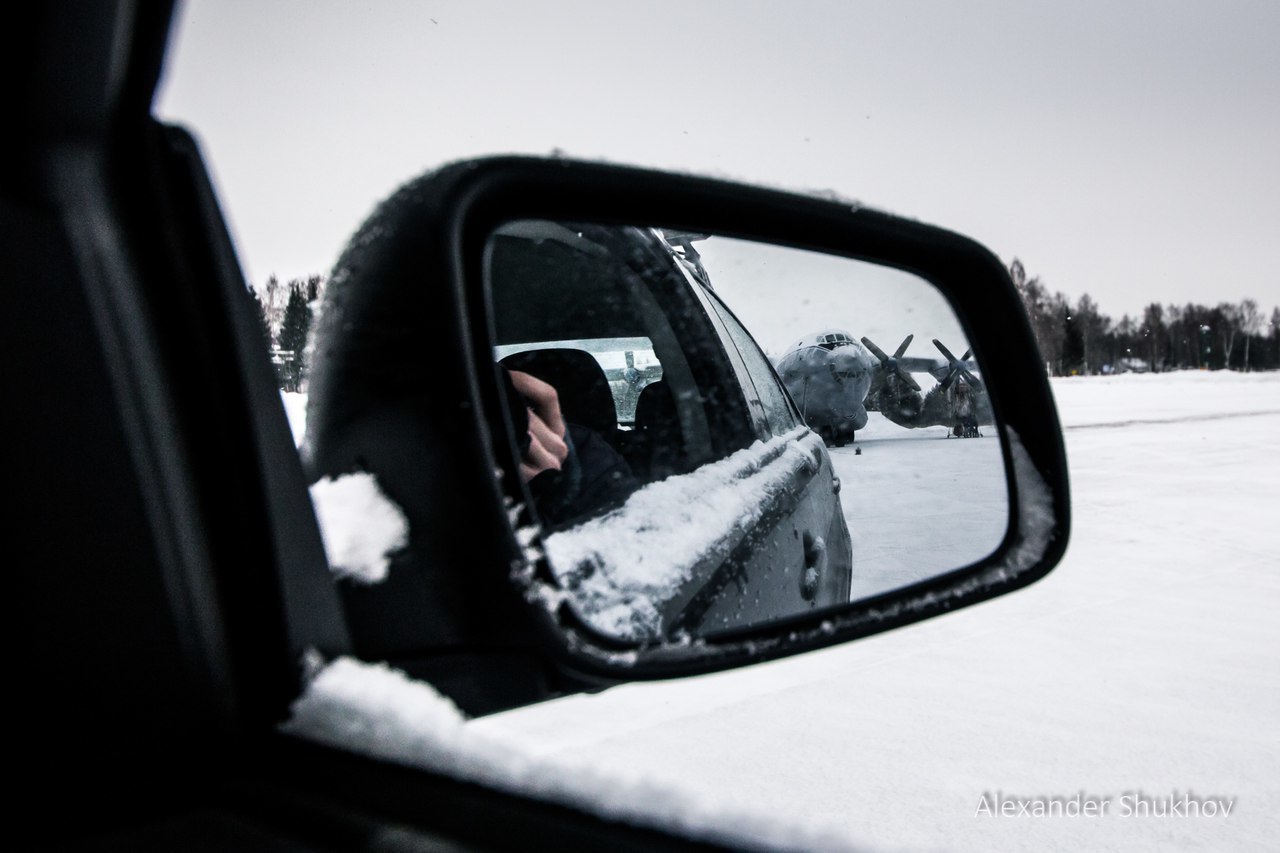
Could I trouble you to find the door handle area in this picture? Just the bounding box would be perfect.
[800,531,827,601]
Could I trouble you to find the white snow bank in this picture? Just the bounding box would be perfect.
[543,427,826,641]
[1050,369,1280,429]
[284,655,866,853]
[309,473,408,583]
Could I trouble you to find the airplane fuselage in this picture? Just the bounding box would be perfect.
[778,329,993,444]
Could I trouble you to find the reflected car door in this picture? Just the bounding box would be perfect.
[664,259,854,635]
[490,223,854,639]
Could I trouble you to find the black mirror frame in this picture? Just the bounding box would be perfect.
[318,155,1070,685]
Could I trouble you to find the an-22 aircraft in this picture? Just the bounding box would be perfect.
[774,329,992,446]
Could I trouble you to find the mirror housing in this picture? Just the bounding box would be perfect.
[305,156,1070,713]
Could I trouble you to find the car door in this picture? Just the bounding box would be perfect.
[623,231,853,637]
[695,281,856,614]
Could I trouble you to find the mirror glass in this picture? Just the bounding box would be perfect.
[487,221,1009,644]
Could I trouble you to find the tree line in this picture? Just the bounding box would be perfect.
[1009,259,1279,375]
[245,262,1279,390]
[248,273,324,392]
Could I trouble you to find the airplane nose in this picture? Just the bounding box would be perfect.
[830,349,867,381]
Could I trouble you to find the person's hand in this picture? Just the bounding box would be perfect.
[507,369,569,483]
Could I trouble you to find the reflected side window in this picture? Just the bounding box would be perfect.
[703,292,798,437]
[486,222,759,506]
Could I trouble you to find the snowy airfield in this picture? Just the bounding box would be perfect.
[828,416,1008,601]
[473,371,1280,852]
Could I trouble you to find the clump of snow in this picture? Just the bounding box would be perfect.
[283,655,863,852]
[542,428,824,641]
[309,473,408,583]
[802,186,866,211]
[281,657,489,776]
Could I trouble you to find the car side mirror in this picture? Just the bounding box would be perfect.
[304,157,1070,714]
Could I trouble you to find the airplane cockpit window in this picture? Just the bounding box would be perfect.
[818,332,854,349]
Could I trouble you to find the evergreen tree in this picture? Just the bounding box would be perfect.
[1141,303,1165,371]
[247,284,273,347]
[278,281,312,391]
[1061,303,1085,375]
[1271,307,1280,368]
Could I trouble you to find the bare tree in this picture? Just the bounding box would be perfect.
[1075,293,1109,374]
[260,274,286,340]
[1239,298,1261,371]
[1218,301,1243,368]
[1008,258,1027,291]
[1010,259,1070,374]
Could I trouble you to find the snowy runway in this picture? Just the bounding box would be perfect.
[828,415,1008,601]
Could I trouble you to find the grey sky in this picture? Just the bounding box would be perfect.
[696,237,968,357]
[157,0,1280,321]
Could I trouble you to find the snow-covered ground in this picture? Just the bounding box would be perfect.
[470,371,1280,852]
[829,416,1008,600]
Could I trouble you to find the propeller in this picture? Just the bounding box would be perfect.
[862,334,921,394]
[932,339,983,392]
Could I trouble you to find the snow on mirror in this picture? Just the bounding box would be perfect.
[487,221,1009,644]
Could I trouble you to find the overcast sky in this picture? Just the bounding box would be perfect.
[695,237,969,356]
[157,0,1279,322]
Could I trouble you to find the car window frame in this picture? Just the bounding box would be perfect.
[700,286,800,438]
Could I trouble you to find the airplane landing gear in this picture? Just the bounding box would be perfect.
[817,425,856,448]
[949,418,982,438]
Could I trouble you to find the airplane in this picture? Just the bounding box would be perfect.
[774,330,879,446]
[774,329,992,445]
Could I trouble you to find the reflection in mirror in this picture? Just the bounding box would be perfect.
[486,222,1009,645]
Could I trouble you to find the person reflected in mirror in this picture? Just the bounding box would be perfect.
[504,368,638,526]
